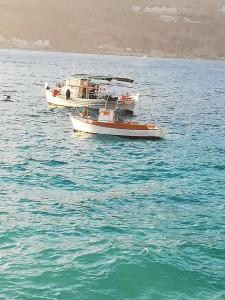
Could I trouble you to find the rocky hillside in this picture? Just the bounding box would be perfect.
[0,0,225,58]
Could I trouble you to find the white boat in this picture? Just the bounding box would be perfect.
[45,74,139,114]
[70,108,164,140]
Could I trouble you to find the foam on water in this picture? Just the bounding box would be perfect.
[0,49,225,299]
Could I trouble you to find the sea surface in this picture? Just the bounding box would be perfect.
[0,49,225,300]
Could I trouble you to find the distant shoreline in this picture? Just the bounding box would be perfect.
[1,46,225,62]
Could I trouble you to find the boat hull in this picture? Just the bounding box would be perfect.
[70,115,164,139]
[46,90,105,108]
[45,90,138,114]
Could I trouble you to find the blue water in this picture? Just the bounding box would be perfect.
[0,49,225,299]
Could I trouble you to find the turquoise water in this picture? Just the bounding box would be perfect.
[0,49,225,299]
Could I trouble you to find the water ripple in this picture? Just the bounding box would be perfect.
[0,49,225,299]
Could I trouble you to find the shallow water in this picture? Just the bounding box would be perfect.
[0,49,225,299]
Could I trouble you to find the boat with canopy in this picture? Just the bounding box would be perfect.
[45,74,139,114]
